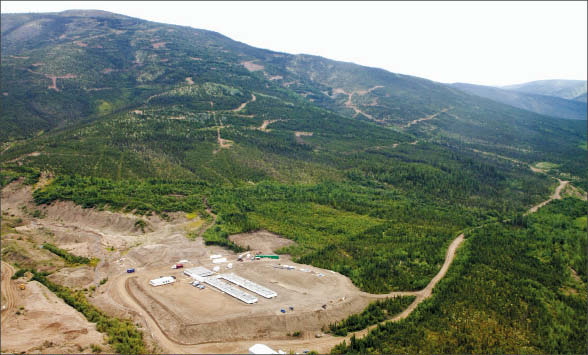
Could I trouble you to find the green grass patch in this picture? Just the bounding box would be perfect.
[535,161,560,171]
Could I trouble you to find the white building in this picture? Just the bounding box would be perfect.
[149,276,176,286]
[248,343,278,354]
[184,266,214,280]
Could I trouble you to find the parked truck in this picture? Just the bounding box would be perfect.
[126,268,135,273]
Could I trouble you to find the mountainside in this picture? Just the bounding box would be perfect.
[502,79,587,101]
[1,10,586,354]
[451,82,587,120]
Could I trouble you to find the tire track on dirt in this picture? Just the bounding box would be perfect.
[1,262,17,324]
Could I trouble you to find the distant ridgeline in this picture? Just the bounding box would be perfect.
[1,11,586,348]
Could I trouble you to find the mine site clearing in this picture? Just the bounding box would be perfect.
[1,180,369,353]
[116,245,357,324]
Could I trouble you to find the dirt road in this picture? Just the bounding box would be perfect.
[403,108,449,128]
[118,172,566,353]
[112,233,466,354]
[233,93,256,112]
[527,178,569,214]
[214,117,233,153]
[343,88,383,122]
[1,262,17,324]
[259,119,278,131]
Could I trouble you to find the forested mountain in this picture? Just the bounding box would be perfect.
[1,10,586,353]
[451,82,587,120]
[502,79,587,101]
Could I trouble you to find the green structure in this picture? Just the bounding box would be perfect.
[256,255,279,259]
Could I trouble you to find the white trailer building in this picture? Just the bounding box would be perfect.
[149,276,176,286]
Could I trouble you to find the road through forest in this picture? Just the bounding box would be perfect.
[74,176,572,353]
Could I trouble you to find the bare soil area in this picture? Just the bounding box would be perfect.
[241,61,264,72]
[47,73,77,91]
[294,131,313,144]
[3,173,567,354]
[1,262,107,354]
[258,119,280,132]
[151,41,166,49]
[48,266,96,290]
[229,230,294,254]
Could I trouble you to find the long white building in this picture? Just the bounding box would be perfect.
[204,277,258,304]
[220,273,277,298]
[184,266,214,280]
[149,276,176,286]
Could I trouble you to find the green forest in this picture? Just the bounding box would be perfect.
[332,197,587,354]
[1,10,586,355]
[328,296,416,336]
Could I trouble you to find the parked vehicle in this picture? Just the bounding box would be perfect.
[171,264,183,269]
[127,268,135,273]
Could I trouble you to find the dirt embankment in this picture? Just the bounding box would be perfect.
[1,261,107,354]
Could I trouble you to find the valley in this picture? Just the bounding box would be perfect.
[1,9,586,355]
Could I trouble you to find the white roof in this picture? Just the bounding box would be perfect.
[212,257,227,264]
[149,276,175,286]
[220,273,277,298]
[184,266,214,278]
[205,277,258,304]
[248,344,278,354]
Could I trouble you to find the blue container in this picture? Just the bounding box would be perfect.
[126,268,135,273]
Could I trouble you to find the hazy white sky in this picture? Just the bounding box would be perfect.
[2,1,586,86]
